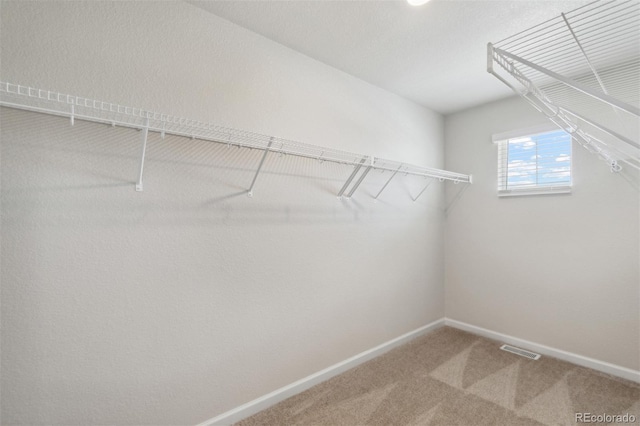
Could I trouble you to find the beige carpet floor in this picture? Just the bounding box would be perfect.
[237,327,639,426]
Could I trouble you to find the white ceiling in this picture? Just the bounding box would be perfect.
[188,0,590,114]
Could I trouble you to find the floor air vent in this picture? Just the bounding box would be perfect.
[500,344,541,360]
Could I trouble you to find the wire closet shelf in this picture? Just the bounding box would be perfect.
[488,0,640,174]
[0,82,472,198]
[0,82,471,199]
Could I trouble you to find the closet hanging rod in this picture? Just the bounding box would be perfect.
[0,82,472,189]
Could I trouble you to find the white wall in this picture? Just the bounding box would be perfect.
[0,1,446,424]
[444,96,640,371]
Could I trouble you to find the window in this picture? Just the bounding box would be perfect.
[495,127,572,197]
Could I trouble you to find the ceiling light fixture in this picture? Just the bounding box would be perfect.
[407,0,431,5]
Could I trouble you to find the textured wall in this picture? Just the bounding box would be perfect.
[0,1,446,424]
[444,96,640,371]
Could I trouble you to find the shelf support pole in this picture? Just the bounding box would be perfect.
[345,156,374,199]
[374,164,403,200]
[247,137,273,198]
[560,13,610,97]
[412,180,433,202]
[135,116,150,192]
[445,183,470,215]
[337,158,367,198]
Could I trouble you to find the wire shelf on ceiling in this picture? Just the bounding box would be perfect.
[488,0,640,174]
[0,81,472,199]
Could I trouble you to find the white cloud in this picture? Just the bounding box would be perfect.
[543,170,571,179]
[509,137,531,144]
[509,137,536,150]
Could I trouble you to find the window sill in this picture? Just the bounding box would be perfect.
[498,186,572,197]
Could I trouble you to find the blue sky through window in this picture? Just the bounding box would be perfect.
[505,129,571,190]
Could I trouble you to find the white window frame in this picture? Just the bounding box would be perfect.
[493,124,573,197]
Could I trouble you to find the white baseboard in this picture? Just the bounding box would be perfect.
[196,318,445,426]
[197,317,639,425]
[445,318,640,383]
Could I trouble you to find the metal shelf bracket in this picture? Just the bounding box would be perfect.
[247,137,274,198]
[337,158,367,199]
[374,164,403,201]
[135,116,150,192]
[412,180,433,202]
[344,155,374,199]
